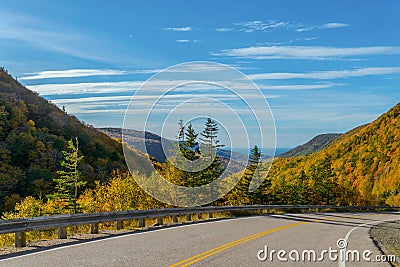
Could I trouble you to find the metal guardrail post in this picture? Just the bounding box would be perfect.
[15,232,26,247]
[138,218,145,228]
[208,212,213,219]
[116,220,124,230]
[157,217,163,225]
[172,215,178,223]
[197,213,202,220]
[186,213,191,221]
[90,223,99,234]
[58,227,67,239]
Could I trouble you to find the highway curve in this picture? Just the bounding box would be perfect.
[0,212,398,267]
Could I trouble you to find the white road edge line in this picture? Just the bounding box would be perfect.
[0,215,268,262]
[339,212,400,267]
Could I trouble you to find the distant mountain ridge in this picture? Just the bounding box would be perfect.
[99,128,173,163]
[99,127,249,174]
[279,133,342,158]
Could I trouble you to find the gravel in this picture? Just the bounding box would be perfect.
[0,230,131,258]
[369,220,400,266]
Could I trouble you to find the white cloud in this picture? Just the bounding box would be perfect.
[293,22,350,32]
[20,68,161,80]
[20,69,128,80]
[321,23,350,29]
[234,20,290,33]
[215,27,233,32]
[174,39,201,43]
[164,26,192,31]
[249,67,400,80]
[27,77,256,96]
[217,20,350,34]
[261,84,337,90]
[175,39,190,43]
[295,26,317,32]
[28,81,143,95]
[0,11,109,62]
[213,45,400,60]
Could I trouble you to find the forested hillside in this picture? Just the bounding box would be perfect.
[279,133,342,158]
[0,68,151,212]
[263,102,400,206]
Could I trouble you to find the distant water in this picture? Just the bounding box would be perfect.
[228,148,292,157]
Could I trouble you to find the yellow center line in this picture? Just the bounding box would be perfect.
[169,213,375,267]
[169,221,307,267]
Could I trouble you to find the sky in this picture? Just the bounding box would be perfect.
[1,0,400,149]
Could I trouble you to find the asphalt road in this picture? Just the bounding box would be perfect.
[1,212,398,267]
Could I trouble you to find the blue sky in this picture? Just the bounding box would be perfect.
[1,0,400,148]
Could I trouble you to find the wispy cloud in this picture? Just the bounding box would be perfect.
[0,11,106,62]
[249,67,400,80]
[261,83,338,90]
[175,39,190,43]
[175,39,200,43]
[215,27,234,32]
[164,26,192,31]
[216,20,350,33]
[294,26,317,32]
[28,81,143,95]
[212,46,400,60]
[320,23,350,29]
[20,68,161,80]
[20,69,128,80]
[234,20,290,33]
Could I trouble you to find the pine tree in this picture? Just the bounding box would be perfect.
[184,123,200,187]
[310,155,337,205]
[48,138,85,213]
[177,119,185,146]
[200,117,225,204]
[241,145,263,204]
[184,124,198,157]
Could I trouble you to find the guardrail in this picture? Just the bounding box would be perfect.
[1,205,399,247]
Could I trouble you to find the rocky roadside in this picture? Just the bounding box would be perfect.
[0,230,130,258]
[369,220,400,267]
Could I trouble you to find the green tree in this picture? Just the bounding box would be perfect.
[200,117,225,204]
[48,138,85,213]
[177,119,185,146]
[310,156,337,205]
[184,123,200,187]
[184,124,199,159]
[249,145,262,165]
[240,145,263,204]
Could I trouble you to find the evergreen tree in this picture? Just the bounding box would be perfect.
[249,145,262,166]
[240,145,263,204]
[184,123,199,161]
[48,138,85,213]
[177,119,185,147]
[310,155,337,205]
[200,117,225,204]
[184,123,200,188]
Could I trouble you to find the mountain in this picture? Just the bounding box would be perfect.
[99,127,249,174]
[99,128,174,163]
[0,68,152,212]
[265,102,400,206]
[279,133,342,158]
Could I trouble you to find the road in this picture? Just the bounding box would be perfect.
[0,213,398,267]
